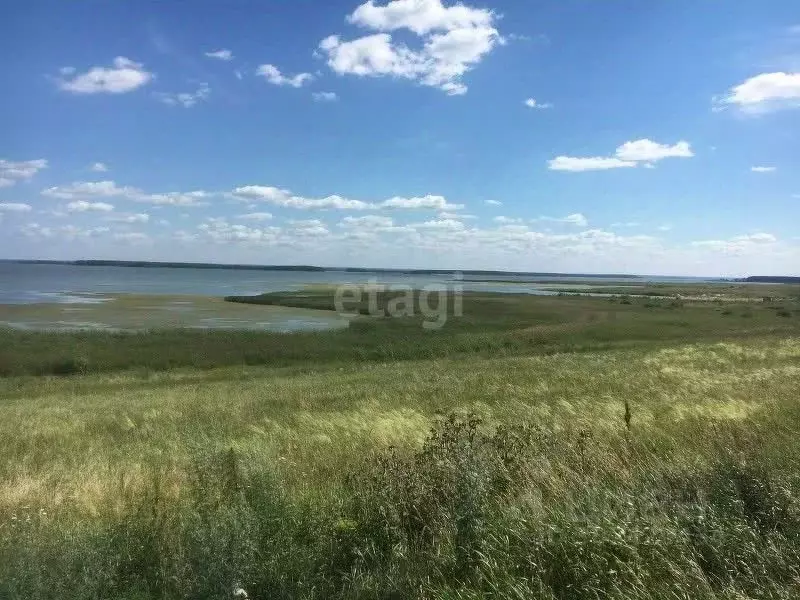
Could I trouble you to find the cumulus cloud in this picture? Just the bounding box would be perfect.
[205,49,233,61]
[530,213,589,227]
[89,162,109,172]
[439,211,475,220]
[155,83,211,108]
[236,212,274,221]
[57,57,153,94]
[20,223,110,240]
[113,232,150,243]
[524,98,552,109]
[256,64,314,87]
[141,191,211,206]
[549,139,693,171]
[751,166,777,173]
[691,233,778,254]
[0,202,32,212]
[716,72,800,113]
[380,194,463,210]
[42,181,210,206]
[312,91,339,102]
[548,156,637,172]
[232,186,372,210]
[231,185,463,211]
[339,215,395,228]
[614,139,693,162]
[413,218,465,230]
[318,0,502,95]
[493,216,523,225]
[106,213,150,224]
[288,219,330,237]
[0,159,48,186]
[66,200,114,212]
[42,181,138,199]
[198,218,281,244]
[484,199,501,206]
[610,222,641,228]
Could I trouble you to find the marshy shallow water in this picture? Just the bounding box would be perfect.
[0,294,350,332]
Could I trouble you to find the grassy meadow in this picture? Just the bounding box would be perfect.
[2,289,800,599]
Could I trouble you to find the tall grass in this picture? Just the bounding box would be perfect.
[2,338,800,598]
[3,410,800,599]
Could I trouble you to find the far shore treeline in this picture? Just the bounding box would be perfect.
[1,259,797,283]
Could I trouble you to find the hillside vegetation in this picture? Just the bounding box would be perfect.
[1,290,800,599]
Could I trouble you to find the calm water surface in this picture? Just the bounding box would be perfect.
[0,263,721,304]
[0,263,724,331]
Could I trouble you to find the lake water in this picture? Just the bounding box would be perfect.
[0,262,721,305]
[0,262,723,332]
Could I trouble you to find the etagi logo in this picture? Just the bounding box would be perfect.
[333,273,464,330]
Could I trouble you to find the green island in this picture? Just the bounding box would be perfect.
[3,287,800,599]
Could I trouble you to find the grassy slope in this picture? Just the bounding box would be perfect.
[2,291,800,598]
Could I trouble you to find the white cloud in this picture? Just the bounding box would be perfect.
[198,219,281,244]
[414,218,465,230]
[66,200,114,212]
[142,191,210,206]
[438,211,475,219]
[312,91,339,102]
[288,219,330,237]
[0,159,48,186]
[42,180,137,199]
[717,72,800,112]
[231,186,462,211]
[531,213,589,227]
[484,199,501,206]
[548,156,637,172]
[348,0,494,34]
[493,216,523,224]
[42,181,210,206]
[339,215,395,228]
[57,57,153,94]
[691,233,778,254]
[610,222,641,228]
[205,49,233,61]
[319,0,502,95]
[550,139,693,172]
[20,223,110,240]
[113,232,150,243]
[751,166,777,173]
[658,224,673,232]
[524,98,552,109]
[107,213,150,224]
[236,212,273,221]
[155,83,210,108]
[615,139,693,162]
[89,162,109,173]
[256,64,314,88]
[0,202,32,212]
[380,194,463,210]
[232,186,372,210]
[561,213,588,227]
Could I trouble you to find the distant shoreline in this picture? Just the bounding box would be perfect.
[1,259,797,283]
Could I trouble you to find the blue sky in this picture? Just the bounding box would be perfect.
[1,0,799,276]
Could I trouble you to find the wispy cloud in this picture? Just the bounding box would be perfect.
[205,49,233,61]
